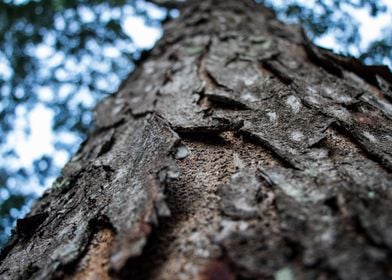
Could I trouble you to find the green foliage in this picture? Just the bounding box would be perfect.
[0,193,30,245]
[0,195,26,217]
[257,0,390,65]
[0,0,137,140]
[360,27,392,65]
[0,0,165,246]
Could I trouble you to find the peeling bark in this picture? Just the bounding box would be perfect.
[1,0,392,279]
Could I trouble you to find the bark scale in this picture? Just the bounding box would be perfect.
[1,0,392,279]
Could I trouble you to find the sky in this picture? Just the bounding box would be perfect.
[1,2,166,197]
[315,0,392,57]
[1,0,391,200]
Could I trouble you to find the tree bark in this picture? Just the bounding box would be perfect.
[1,0,392,279]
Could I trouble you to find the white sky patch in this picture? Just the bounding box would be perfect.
[0,53,12,80]
[315,1,392,54]
[349,7,391,49]
[3,103,75,194]
[103,46,121,58]
[58,84,76,101]
[267,0,391,56]
[3,105,53,195]
[136,0,167,20]
[36,86,54,103]
[68,86,95,108]
[35,44,55,60]
[123,17,162,49]
[8,104,54,168]
[2,8,164,198]
[77,6,96,23]
[53,150,71,167]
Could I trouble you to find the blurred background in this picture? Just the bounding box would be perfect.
[0,0,391,246]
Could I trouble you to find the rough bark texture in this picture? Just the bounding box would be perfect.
[1,0,392,279]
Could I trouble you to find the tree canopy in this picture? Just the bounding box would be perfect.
[0,0,390,246]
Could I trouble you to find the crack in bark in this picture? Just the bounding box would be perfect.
[332,123,392,172]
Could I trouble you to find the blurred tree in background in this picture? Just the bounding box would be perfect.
[0,0,390,245]
[0,0,167,244]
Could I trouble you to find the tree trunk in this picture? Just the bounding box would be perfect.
[1,0,392,279]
